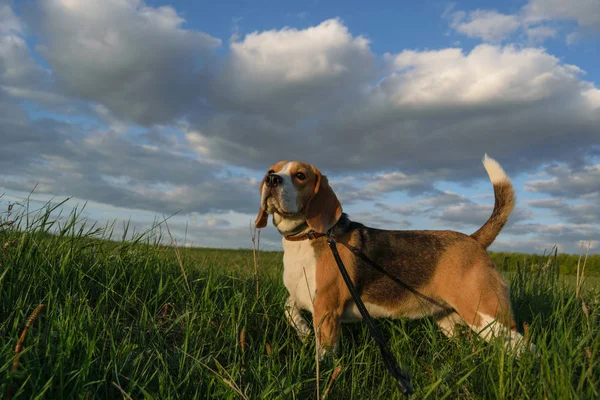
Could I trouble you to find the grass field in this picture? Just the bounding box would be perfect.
[1,206,598,399]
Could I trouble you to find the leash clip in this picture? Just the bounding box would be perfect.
[326,229,335,244]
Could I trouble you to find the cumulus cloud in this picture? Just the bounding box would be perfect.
[0,4,71,109]
[0,86,79,176]
[526,163,600,197]
[523,0,600,30]
[330,170,438,205]
[434,203,533,229]
[450,10,521,42]
[362,171,433,195]
[189,18,378,165]
[526,25,557,43]
[345,210,411,229]
[566,31,581,45]
[187,37,600,178]
[27,0,221,125]
[524,163,600,227]
[377,191,468,217]
[499,222,598,254]
[0,3,23,35]
[384,45,586,106]
[209,18,375,121]
[377,190,533,230]
[447,0,600,46]
[323,44,599,175]
[527,197,600,225]
[11,2,597,181]
[0,114,259,215]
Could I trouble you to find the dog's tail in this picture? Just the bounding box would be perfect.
[470,154,515,249]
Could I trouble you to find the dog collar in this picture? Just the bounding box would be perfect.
[284,231,327,241]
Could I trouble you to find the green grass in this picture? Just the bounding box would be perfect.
[0,205,598,399]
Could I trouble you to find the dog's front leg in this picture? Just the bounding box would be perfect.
[284,296,312,341]
[313,293,344,360]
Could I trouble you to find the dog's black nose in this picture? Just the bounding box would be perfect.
[265,173,283,187]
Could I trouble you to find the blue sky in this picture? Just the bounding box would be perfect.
[1,0,599,254]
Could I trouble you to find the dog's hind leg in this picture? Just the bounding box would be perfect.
[450,278,532,354]
[437,259,534,354]
[284,296,312,342]
[469,311,531,355]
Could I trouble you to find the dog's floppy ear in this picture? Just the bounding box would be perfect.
[255,179,268,228]
[305,169,342,233]
[255,207,268,229]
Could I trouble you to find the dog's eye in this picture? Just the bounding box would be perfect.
[295,172,306,180]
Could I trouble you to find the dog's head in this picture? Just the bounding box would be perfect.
[255,161,342,234]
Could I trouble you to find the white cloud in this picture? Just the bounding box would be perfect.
[0,34,40,87]
[320,44,599,174]
[381,191,469,217]
[328,170,439,205]
[0,4,23,35]
[0,115,260,215]
[525,163,600,197]
[448,1,600,45]
[451,10,521,42]
[583,87,600,108]
[566,31,581,45]
[207,18,376,122]
[384,45,585,106]
[230,18,370,84]
[361,171,433,195]
[526,25,557,43]
[523,0,600,30]
[500,222,599,254]
[29,0,221,125]
[184,36,600,181]
[522,164,600,228]
[0,5,72,109]
[527,196,600,224]
[376,190,533,229]
[432,203,533,229]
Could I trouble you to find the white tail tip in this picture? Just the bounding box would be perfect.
[483,153,509,184]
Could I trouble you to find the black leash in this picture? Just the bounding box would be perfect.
[326,232,414,396]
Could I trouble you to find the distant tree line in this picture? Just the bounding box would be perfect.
[490,251,600,276]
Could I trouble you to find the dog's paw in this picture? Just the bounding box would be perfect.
[296,325,312,343]
[504,330,537,359]
[317,341,339,361]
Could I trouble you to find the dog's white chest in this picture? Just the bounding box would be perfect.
[282,239,317,312]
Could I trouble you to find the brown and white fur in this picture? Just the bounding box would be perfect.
[255,155,531,358]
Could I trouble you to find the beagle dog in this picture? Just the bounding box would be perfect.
[255,155,529,357]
